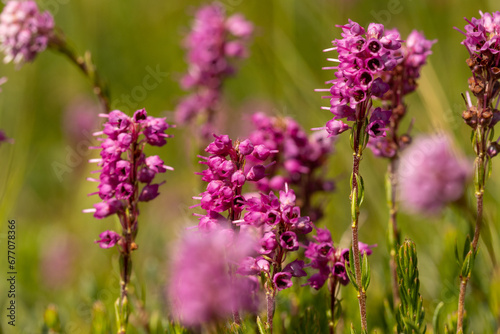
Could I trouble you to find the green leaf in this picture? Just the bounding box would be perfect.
[350,323,358,334]
[462,235,471,263]
[461,252,474,278]
[257,316,268,334]
[361,252,371,291]
[454,239,461,267]
[432,302,444,334]
[356,174,365,206]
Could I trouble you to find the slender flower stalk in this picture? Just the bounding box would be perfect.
[316,20,402,332]
[454,11,500,333]
[49,34,111,112]
[0,1,110,112]
[368,29,435,309]
[84,109,173,334]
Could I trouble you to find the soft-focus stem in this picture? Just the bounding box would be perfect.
[351,120,368,332]
[387,158,400,309]
[49,32,111,113]
[266,288,276,334]
[457,125,485,333]
[329,277,339,334]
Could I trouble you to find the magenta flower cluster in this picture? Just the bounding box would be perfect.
[236,187,312,291]
[304,227,375,290]
[368,29,435,158]
[460,11,500,56]
[248,112,335,189]
[0,0,54,65]
[319,20,402,137]
[247,112,336,220]
[168,228,258,327]
[398,135,471,215]
[194,134,274,230]
[175,3,253,134]
[84,109,173,246]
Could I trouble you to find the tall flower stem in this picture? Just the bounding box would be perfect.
[350,114,368,332]
[49,31,111,113]
[329,277,339,334]
[386,157,400,309]
[457,125,485,333]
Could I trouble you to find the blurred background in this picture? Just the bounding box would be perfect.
[1,0,500,333]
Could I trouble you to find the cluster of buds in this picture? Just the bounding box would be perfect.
[304,227,375,290]
[194,134,275,230]
[247,112,336,220]
[316,20,403,137]
[0,1,54,65]
[368,30,435,158]
[175,4,253,136]
[84,109,173,248]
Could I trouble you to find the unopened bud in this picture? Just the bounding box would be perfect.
[487,142,500,158]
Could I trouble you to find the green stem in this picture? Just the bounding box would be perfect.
[49,31,111,113]
[457,125,485,334]
[351,119,368,332]
[386,158,400,309]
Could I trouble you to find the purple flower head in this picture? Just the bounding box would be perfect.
[399,135,472,215]
[84,109,173,230]
[0,1,54,65]
[318,20,401,131]
[458,11,500,56]
[168,228,258,327]
[95,230,121,249]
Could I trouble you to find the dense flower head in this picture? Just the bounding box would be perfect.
[0,1,54,65]
[367,30,434,159]
[168,228,259,327]
[194,134,274,230]
[84,109,173,226]
[319,20,402,133]
[459,11,500,56]
[398,135,471,215]
[379,29,436,99]
[303,227,375,290]
[235,187,312,291]
[247,112,336,220]
[175,3,253,130]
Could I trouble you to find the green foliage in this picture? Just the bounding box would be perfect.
[395,240,426,334]
[91,301,110,334]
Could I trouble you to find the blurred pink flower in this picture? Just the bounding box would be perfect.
[168,228,258,326]
[398,135,472,215]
